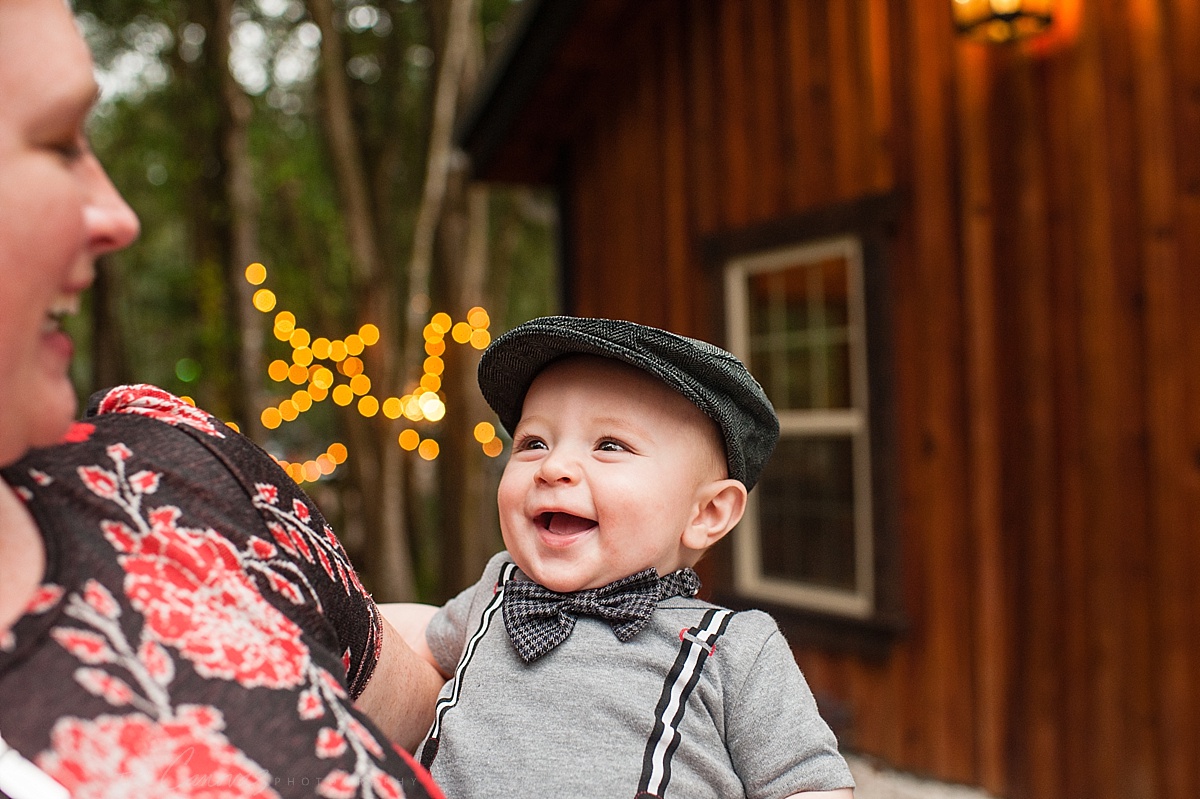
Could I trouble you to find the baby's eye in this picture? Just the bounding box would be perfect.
[513,435,548,452]
[596,439,626,453]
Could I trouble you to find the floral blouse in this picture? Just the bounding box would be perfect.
[0,385,442,799]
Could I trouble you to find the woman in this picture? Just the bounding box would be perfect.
[0,2,444,796]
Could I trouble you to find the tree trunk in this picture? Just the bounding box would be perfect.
[309,0,414,601]
[213,0,265,435]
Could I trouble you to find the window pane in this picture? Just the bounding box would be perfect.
[756,435,856,590]
[746,259,852,411]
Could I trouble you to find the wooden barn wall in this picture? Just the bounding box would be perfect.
[553,0,1200,797]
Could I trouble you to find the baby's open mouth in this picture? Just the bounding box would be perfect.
[537,511,596,536]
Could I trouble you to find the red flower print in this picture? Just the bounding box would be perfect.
[61,422,95,443]
[248,537,277,559]
[372,771,405,799]
[139,639,176,685]
[298,688,325,720]
[25,584,65,614]
[83,580,120,619]
[13,485,32,502]
[75,668,135,706]
[317,770,358,799]
[97,385,226,439]
[347,718,383,759]
[30,469,52,486]
[37,708,280,799]
[79,465,120,501]
[51,629,117,665]
[315,728,348,759]
[254,483,279,505]
[128,470,161,495]
[292,498,311,522]
[107,443,132,462]
[120,516,310,689]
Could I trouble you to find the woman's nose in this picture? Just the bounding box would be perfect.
[84,155,140,255]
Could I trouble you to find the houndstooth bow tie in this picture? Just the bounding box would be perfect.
[502,567,701,662]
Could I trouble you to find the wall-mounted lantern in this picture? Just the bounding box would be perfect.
[952,0,1053,42]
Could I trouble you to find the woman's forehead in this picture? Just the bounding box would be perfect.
[0,0,95,120]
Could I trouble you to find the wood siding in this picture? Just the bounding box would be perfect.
[542,1,1200,796]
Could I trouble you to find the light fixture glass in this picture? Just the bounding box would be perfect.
[953,0,1053,42]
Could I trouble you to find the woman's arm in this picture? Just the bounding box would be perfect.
[353,613,446,752]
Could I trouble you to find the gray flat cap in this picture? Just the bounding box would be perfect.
[477,316,779,490]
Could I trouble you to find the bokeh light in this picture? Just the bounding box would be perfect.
[245,263,267,285]
[418,439,440,460]
[398,429,420,451]
[253,289,277,312]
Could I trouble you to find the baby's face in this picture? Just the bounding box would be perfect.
[497,355,726,592]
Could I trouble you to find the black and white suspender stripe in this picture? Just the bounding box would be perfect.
[420,561,519,769]
[635,607,736,799]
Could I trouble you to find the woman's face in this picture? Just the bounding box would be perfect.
[0,0,139,466]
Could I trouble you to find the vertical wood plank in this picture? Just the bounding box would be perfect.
[953,39,1008,796]
[660,9,693,334]
[907,0,977,781]
[747,0,786,220]
[718,2,752,227]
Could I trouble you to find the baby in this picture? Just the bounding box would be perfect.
[403,316,854,799]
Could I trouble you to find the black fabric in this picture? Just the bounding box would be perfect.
[476,316,780,490]
[502,567,701,662]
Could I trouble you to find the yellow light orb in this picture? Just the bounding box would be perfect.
[430,312,452,334]
[423,323,440,341]
[225,421,241,433]
[473,422,496,444]
[357,395,379,417]
[292,347,313,367]
[252,289,277,313]
[332,384,354,406]
[398,429,420,451]
[261,407,282,429]
[419,373,441,393]
[470,329,491,350]
[289,328,311,349]
[419,393,446,422]
[329,340,348,362]
[359,323,380,346]
[287,463,304,483]
[403,397,424,421]
[467,307,490,329]
[425,338,446,357]
[451,322,472,344]
[245,262,267,285]
[273,325,291,342]
[345,334,364,356]
[311,337,331,360]
[268,359,289,382]
[292,390,313,412]
[482,437,504,458]
[308,384,329,402]
[316,454,336,475]
[312,367,335,389]
[288,364,308,385]
[303,461,321,482]
[382,397,403,419]
[342,356,364,377]
[328,442,348,463]
[275,311,296,331]
[423,355,444,376]
[279,400,299,422]
[418,439,440,460]
[349,374,372,396]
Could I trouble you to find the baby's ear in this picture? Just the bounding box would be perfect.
[681,479,748,552]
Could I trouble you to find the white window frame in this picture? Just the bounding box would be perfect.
[724,234,875,619]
